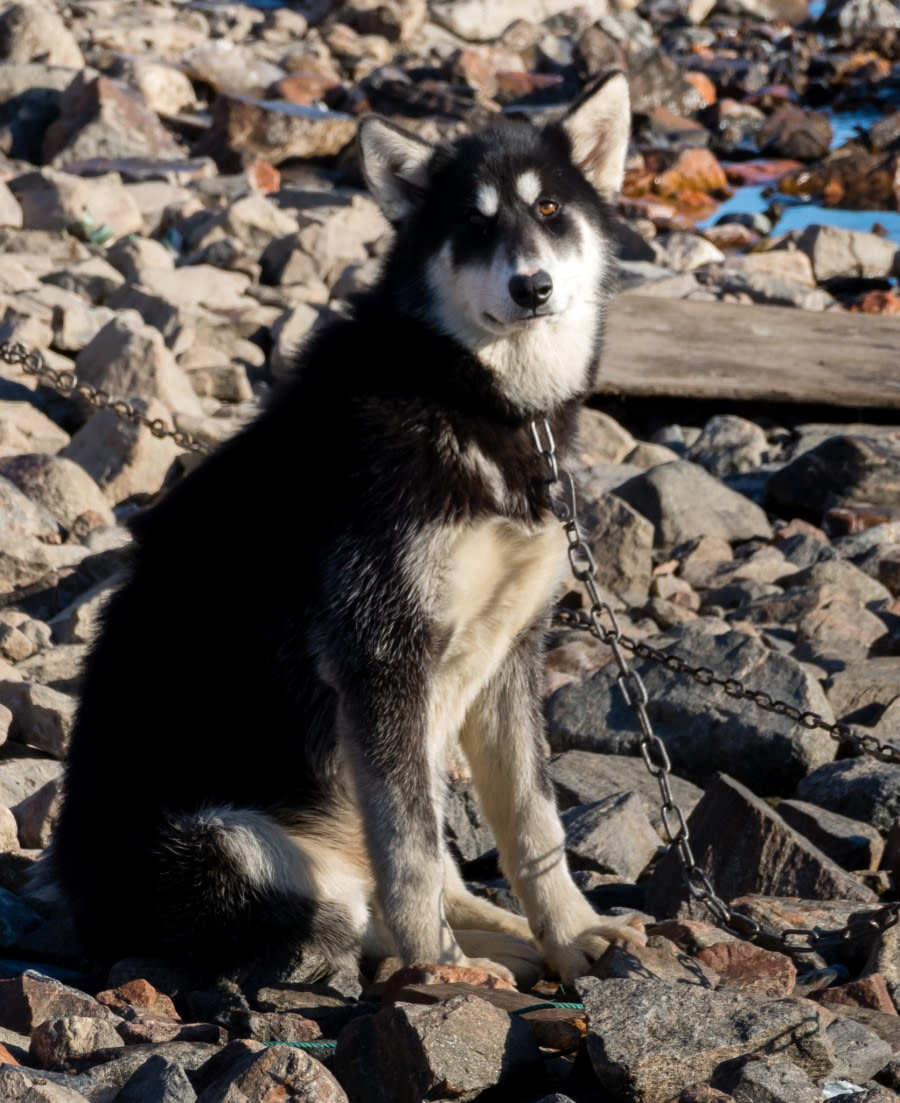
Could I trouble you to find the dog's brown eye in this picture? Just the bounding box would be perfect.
[537,199,559,218]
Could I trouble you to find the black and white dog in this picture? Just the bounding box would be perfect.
[51,72,643,987]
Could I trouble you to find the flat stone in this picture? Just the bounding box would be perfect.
[728,1056,821,1102]
[614,460,771,549]
[577,976,834,1102]
[549,751,702,835]
[777,799,884,871]
[562,793,660,880]
[545,624,835,795]
[827,1016,893,1082]
[334,993,540,1103]
[797,759,900,832]
[694,939,796,998]
[645,773,875,922]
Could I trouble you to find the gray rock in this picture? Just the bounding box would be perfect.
[0,401,69,459]
[562,792,660,880]
[75,313,203,421]
[767,436,900,517]
[18,644,88,695]
[662,233,726,273]
[784,558,892,606]
[30,1014,124,1069]
[430,0,605,40]
[795,225,899,282]
[729,1056,821,1102]
[826,657,900,723]
[0,63,74,163]
[42,72,185,168]
[196,1043,345,1102]
[826,1017,893,1083]
[710,271,835,310]
[118,1055,197,1103]
[614,461,771,549]
[0,804,17,849]
[13,777,61,849]
[577,976,834,1103]
[796,759,900,832]
[0,455,114,532]
[577,408,635,466]
[545,624,835,795]
[687,416,769,477]
[0,752,62,810]
[0,2,84,69]
[334,993,540,1103]
[444,779,495,866]
[0,474,61,540]
[0,1066,89,1101]
[777,798,884,871]
[645,773,875,921]
[549,750,703,834]
[0,970,112,1034]
[581,491,654,603]
[14,168,143,240]
[83,1043,221,1094]
[106,237,175,284]
[62,398,181,506]
[41,258,125,306]
[0,682,75,758]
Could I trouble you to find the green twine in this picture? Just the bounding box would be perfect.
[266,1039,338,1050]
[512,1001,584,1015]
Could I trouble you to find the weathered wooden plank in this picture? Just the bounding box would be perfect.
[599,296,900,409]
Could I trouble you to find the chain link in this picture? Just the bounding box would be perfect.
[531,417,900,955]
[0,340,211,455]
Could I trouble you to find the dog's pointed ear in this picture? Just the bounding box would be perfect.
[358,117,434,223]
[563,72,631,201]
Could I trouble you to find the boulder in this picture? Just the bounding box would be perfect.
[796,759,900,832]
[614,461,770,549]
[562,792,660,880]
[545,623,835,794]
[0,455,114,532]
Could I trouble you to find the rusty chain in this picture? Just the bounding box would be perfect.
[531,417,900,956]
[0,337,895,953]
[0,340,211,455]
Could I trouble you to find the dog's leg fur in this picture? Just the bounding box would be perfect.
[461,630,645,984]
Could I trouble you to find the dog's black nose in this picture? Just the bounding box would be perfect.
[508,271,553,310]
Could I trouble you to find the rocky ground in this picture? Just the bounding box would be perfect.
[0,0,895,1099]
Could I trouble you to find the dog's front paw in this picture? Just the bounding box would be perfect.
[542,914,647,986]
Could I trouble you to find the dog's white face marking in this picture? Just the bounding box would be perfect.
[425,208,607,412]
[515,171,541,206]
[476,183,499,218]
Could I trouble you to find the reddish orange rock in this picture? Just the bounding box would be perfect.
[655,148,729,195]
[270,72,341,106]
[819,974,898,1015]
[245,159,281,195]
[695,939,797,998]
[725,159,803,186]
[0,1043,19,1065]
[849,290,900,315]
[96,978,178,1020]
[685,71,716,105]
[381,962,515,1006]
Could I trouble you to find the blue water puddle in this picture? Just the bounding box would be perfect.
[698,187,900,247]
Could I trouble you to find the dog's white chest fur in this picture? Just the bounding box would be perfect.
[419,517,565,734]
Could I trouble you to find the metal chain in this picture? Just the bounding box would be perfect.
[0,340,211,455]
[531,417,900,955]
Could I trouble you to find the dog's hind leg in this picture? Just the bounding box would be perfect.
[460,632,645,985]
[442,854,542,987]
[154,806,368,983]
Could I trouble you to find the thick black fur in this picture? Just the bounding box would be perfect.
[51,111,620,979]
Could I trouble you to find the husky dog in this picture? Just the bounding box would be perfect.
[51,72,643,987]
